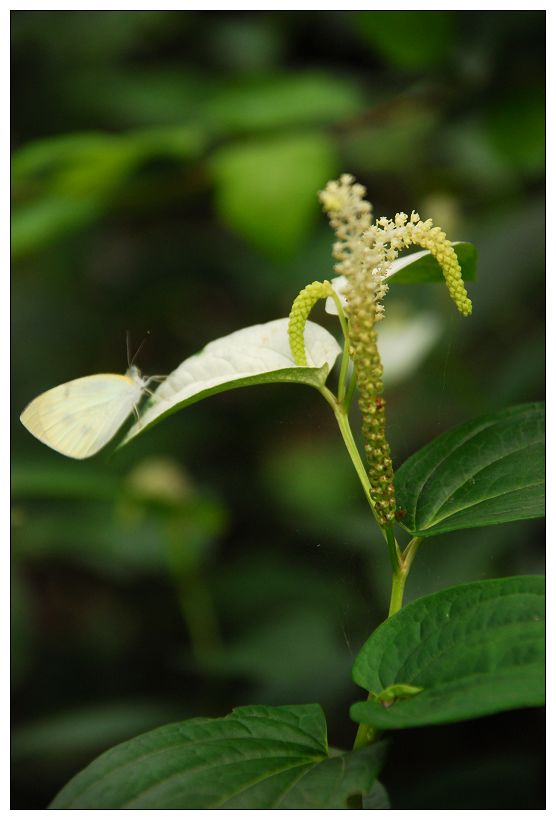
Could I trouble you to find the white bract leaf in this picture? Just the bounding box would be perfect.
[378,309,443,386]
[325,276,348,316]
[123,318,340,444]
[325,244,466,316]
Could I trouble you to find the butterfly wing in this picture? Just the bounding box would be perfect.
[20,373,143,459]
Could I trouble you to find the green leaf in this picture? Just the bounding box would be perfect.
[355,11,455,69]
[11,196,101,259]
[351,576,545,730]
[123,318,340,445]
[51,704,387,809]
[387,241,477,284]
[12,700,179,763]
[395,403,545,537]
[210,132,337,257]
[12,127,204,258]
[203,72,365,135]
[362,780,391,809]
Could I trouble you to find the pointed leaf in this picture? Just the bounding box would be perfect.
[395,403,545,537]
[351,576,545,730]
[124,319,340,444]
[51,704,386,809]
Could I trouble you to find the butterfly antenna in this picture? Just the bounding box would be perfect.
[126,330,132,369]
[130,330,151,367]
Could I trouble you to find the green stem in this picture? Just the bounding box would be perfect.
[320,386,386,537]
[385,522,402,573]
[343,364,357,412]
[388,567,407,617]
[352,535,423,750]
[329,290,350,405]
[317,386,423,756]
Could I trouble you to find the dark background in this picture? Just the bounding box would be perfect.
[11,10,545,809]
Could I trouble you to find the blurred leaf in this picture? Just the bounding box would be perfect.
[351,576,545,729]
[377,309,444,387]
[11,195,101,259]
[210,132,337,256]
[64,69,212,128]
[51,704,387,809]
[395,403,545,537]
[11,456,215,514]
[123,319,341,445]
[264,440,361,525]
[12,126,204,258]
[11,10,173,63]
[203,72,364,135]
[210,553,366,632]
[11,460,123,502]
[343,104,437,173]
[442,118,515,192]
[198,606,350,705]
[12,505,167,575]
[355,11,455,69]
[326,300,444,387]
[13,133,133,191]
[12,487,224,579]
[484,88,544,175]
[12,700,179,763]
[205,17,285,73]
[11,569,34,686]
[362,781,391,809]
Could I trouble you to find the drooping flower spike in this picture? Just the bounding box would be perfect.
[368,212,472,317]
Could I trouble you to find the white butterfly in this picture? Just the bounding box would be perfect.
[20,365,151,459]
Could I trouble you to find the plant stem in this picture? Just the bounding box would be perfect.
[343,365,357,412]
[318,386,425,754]
[385,522,402,573]
[329,290,350,405]
[320,386,387,538]
[388,567,407,617]
[352,536,424,750]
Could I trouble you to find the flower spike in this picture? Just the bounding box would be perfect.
[288,280,335,366]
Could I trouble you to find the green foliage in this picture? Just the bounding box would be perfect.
[211,132,337,257]
[395,404,545,537]
[355,11,455,69]
[351,576,545,729]
[203,72,365,135]
[483,88,544,175]
[50,705,386,809]
[11,457,225,578]
[12,700,180,765]
[362,781,391,809]
[11,127,204,258]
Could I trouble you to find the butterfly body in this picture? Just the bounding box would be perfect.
[20,365,148,459]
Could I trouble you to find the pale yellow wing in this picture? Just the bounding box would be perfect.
[20,373,143,459]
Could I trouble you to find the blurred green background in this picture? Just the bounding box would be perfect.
[11,10,545,809]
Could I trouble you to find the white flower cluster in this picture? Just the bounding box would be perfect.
[319,174,389,321]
